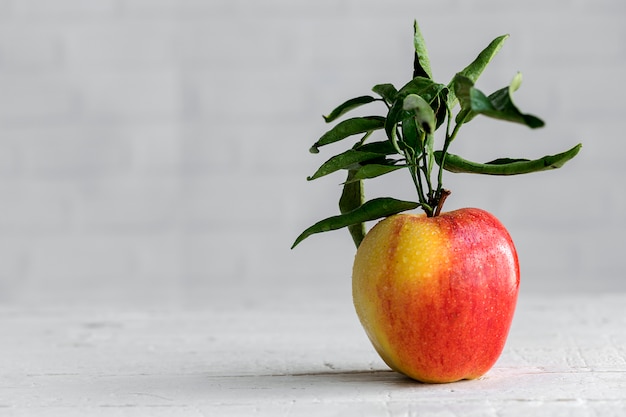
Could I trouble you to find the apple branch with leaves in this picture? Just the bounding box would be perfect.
[292,21,581,249]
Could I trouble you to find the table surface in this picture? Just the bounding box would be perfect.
[1,292,625,416]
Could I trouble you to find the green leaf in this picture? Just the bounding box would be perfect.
[307,149,383,180]
[398,78,448,130]
[323,95,377,123]
[413,20,433,79]
[403,94,436,134]
[474,85,544,128]
[484,72,543,127]
[372,83,398,103]
[452,74,478,124]
[448,34,509,108]
[456,72,544,128]
[434,143,582,175]
[453,74,473,108]
[398,77,446,103]
[401,116,421,154]
[339,169,366,248]
[385,99,406,145]
[433,88,449,128]
[385,79,443,144]
[357,140,399,155]
[291,197,420,249]
[309,116,386,153]
[344,164,405,183]
[459,34,509,81]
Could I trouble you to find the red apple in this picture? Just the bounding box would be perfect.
[352,208,519,383]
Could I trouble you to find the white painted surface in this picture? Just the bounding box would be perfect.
[2,293,625,416]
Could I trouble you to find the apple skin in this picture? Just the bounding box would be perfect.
[352,208,519,383]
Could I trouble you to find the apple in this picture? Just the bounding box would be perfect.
[292,20,580,384]
[352,208,519,383]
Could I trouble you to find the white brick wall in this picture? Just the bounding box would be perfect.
[0,0,624,308]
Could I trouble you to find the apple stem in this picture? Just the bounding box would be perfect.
[433,189,451,217]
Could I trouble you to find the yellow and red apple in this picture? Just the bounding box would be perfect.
[352,208,519,383]
[293,20,580,384]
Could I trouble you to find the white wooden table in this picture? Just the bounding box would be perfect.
[1,293,625,416]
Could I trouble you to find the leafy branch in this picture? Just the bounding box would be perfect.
[292,20,581,249]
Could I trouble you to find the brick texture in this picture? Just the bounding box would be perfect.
[0,0,623,308]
